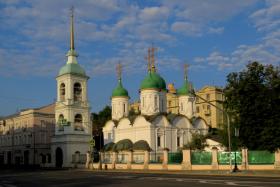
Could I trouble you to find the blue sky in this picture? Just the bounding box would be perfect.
[0,0,279,116]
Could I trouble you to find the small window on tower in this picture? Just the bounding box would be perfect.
[177,136,180,147]
[60,83,65,101]
[157,136,161,147]
[74,82,82,102]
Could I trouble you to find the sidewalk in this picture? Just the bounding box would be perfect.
[85,169,280,178]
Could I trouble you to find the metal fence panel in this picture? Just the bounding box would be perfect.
[133,153,145,164]
[191,151,212,165]
[168,152,183,164]
[149,152,163,163]
[248,151,275,165]
[117,153,128,164]
[218,151,242,165]
[104,153,112,164]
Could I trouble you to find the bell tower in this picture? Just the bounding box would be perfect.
[51,7,92,168]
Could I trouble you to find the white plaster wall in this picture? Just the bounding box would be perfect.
[140,89,160,116]
[112,97,129,120]
[178,95,195,118]
[103,120,115,145]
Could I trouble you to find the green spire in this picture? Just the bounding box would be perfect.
[177,64,192,95]
[66,6,78,58]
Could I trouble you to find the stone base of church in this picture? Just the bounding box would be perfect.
[51,134,91,168]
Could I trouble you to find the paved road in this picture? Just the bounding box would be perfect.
[0,170,280,187]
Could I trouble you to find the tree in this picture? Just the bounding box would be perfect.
[224,62,280,152]
[92,105,112,129]
[183,133,208,150]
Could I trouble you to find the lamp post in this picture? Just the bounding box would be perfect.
[232,127,239,172]
[190,90,232,172]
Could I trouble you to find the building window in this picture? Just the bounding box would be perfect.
[74,114,83,131]
[123,103,126,113]
[142,97,145,108]
[196,106,200,113]
[157,136,161,147]
[177,136,180,147]
[74,82,82,102]
[155,96,157,109]
[60,83,65,101]
[206,94,210,101]
[168,101,171,107]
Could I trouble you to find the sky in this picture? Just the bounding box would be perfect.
[0,0,279,116]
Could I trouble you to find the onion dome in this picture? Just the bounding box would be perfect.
[140,71,166,90]
[112,79,129,97]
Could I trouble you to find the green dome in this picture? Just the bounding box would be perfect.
[112,80,129,97]
[140,71,166,90]
[103,142,115,152]
[58,63,86,77]
[177,79,192,96]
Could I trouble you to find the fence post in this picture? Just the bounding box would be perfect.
[182,149,191,170]
[99,152,104,170]
[274,149,280,169]
[127,151,133,169]
[162,149,169,170]
[112,151,117,169]
[241,148,248,170]
[85,151,90,169]
[211,147,218,170]
[144,151,149,170]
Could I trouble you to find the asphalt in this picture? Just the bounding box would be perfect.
[0,169,279,187]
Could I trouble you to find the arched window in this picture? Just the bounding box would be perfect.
[74,114,83,131]
[60,83,65,101]
[58,114,64,124]
[74,83,82,102]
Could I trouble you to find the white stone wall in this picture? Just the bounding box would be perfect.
[111,97,129,120]
[140,90,167,116]
[178,95,195,119]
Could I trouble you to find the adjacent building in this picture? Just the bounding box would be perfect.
[0,104,55,166]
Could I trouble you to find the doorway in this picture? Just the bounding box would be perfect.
[55,147,63,168]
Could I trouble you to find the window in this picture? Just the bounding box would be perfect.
[155,96,157,109]
[168,101,171,107]
[60,83,65,101]
[74,82,82,102]
[142,97,145,108]
[123,103,126,113]
[196,106,200,113]
[207,105,211,111]
[157,136,161,147]
[206,94,210,101]
[74,114,83,131]
[177,136,180,147]
[58,114,65,125]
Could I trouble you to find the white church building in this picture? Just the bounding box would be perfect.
[103,50,209,153]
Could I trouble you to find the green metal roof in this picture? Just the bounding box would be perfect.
[133,140,151,151]
[140,71,166,90]
[58,63,86,77]
[112,79,129,97]
[177,79,191,96]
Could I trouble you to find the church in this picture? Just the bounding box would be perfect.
[103,48,209,153]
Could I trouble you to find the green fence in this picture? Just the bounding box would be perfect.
[191,151,212,165]
[218,152,242,165]
[149,152,163,163]
[168,152,183,164]
[248,151,275,165]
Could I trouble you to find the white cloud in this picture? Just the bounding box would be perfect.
[208,27,224,34]
[171,21,201,36]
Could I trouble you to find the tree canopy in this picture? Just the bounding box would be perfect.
[92,105,111,129]
[224,62,280,152]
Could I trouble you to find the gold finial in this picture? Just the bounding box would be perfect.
[184,64,189,80]
[70,6,75,50]
[116,62,122,81]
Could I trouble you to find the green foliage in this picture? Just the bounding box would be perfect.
[183,133,208,150]
[224,62,280,152]
[92,105,112,128]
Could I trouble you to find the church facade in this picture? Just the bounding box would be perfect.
[103,49,209,152]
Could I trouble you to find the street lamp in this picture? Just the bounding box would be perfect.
[232,127,239,172]
[190,90,232,171]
